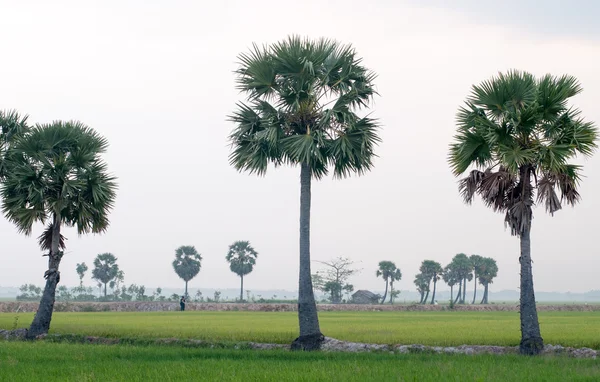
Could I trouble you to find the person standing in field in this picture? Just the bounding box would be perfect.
[180,296,186,311]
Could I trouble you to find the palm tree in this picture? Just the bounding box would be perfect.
[449,70,597,354]
[376,261,397,304]
[91,253,121,299]
[1,121,117,338]
[478,257,498,304]
[470,255,485,304]
[442,265,460,303]
[172,245,202,299]
[229,36,380,350]
[226,240,258,302]
[419,260,442,304]
[388,268,402,304]
[448,253,472,304]
[413,273,429,304]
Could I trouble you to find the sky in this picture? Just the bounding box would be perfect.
[1,0,599,295]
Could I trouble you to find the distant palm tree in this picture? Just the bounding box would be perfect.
[1,121,117,338]
[172,246,202,299]
[419,260,443,304]
[478,257,498,304]
[388,268,402,304]
[91,253,121,298]
[449,70,597,354]
[226,241,258,302]
[376,261,397,304]
[229,36,380,350]
[470,255,485,304]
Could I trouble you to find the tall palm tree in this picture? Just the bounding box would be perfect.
[172,245,202,299]
[229,36,380,350]
[376,261,397,304]
[470,255,485,304]
[449,70,597,355]
[226,240,258,302]
[442,265,460,303]
[1,121,117,338]
[478,257,498,304]
[91,253,121,299]
[413,273,429,304]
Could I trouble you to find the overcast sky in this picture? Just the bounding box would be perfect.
[1,0,599,295]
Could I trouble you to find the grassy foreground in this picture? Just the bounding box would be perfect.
[1,342,599,382]
[1,311,599,349]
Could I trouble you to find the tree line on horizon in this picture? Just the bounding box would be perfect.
[0,35,597,356]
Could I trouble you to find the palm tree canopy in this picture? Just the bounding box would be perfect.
[449,70,597,235]
[478,257,499,284]
[442,265,460,287]
[226,240,258,277]
[91,253,120,285]
[413,273,429,292]
[229,35,380,179]
[449,253,473,281]
[1,121,117,241]
[376,260,397,281]
[0,109,30,179]
[172,245,202,282]
[419,260,443,281]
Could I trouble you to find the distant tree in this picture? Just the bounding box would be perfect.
[413,273,429,304]
[1,121,117,338]
[419,260,443,304]
[92,253,121,299]
[76,263,88,288]
[376,261,398,304]
[478,257,499,304]
[226,241,258,302]
[470,255,485,304]
[16,284,42,301]
[229,36,380,350]
[448,254,472,304]
[449,70,597,354]
[388,268,402,304]
[442,264,460,303]
[109,270,125,300]
[213,290,221,303]
[314,257,359,304]
[172,245,202,299]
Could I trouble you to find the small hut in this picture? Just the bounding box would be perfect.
[351,290,380,304]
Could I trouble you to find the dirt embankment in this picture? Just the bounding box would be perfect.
[1,301,599,313]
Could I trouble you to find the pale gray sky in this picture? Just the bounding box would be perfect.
[1,0,599,294]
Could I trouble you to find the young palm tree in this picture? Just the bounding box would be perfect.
[229,36,380,350]
[388,268,402,304]
[1,121,117,338]
[172,245,202,299]
[376,261,397,304]
[449,70,597,354]
[226,241,258,302]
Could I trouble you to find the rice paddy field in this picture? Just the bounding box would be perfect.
[2,311,599,381]
[1,310,599,348]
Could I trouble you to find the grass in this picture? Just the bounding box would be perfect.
[1,311,599,349]
[1,341,599,381]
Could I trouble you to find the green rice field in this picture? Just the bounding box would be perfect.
[1,342,599,381]
[1,310,599,349]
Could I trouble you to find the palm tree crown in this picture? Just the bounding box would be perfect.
[1,120,117,241]
[226,241,258,277]
[229,35,380,178]
[449,70,597,235]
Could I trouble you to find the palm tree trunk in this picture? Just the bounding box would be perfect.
[454,282,461,304]
[381,280,388,304]
[104,283,107,298]
[419,291,424,304]
[461,278,467,304]
[519,228,543,355]
[423,281,431,305]
[185,280,188,299]
[472,272,477,304]
[430,279,437,304]
[27,217,62,338]
[450,285,453,303]
[388,282,394,304]
[480,283,488,304]
[240,275,244,302]
[291,163,323,351]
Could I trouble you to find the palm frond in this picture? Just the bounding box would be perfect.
[36,223,67,251]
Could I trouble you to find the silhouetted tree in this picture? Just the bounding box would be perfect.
[92,253,120,298]
[226,241,258,301]
[172,245,202,299]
